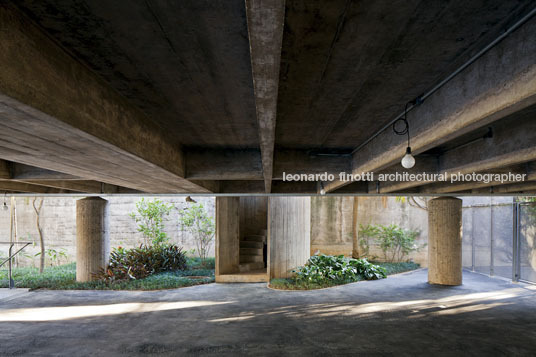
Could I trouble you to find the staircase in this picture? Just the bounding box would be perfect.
[215,230,268,282]
[238,232,266,273]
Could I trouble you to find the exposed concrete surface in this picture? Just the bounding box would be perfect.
[1,270,536,356]
[0,288,30,303]
[0,196,216,267]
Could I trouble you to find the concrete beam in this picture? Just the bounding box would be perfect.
[420,164,536,194]
[379,112,536,193]
[219,180,265,194]
[0,180,69,193]
[272,150,351,180]
[0,160,9,179]
[11,163,80,180]
[0,4,208,194]
[326,14,536,193]
[472,180,536,194]
[185,148,351,181]
[18,180,136,194]
[186,149,263,180]
[246,0,286,193]
[272,180,317,194]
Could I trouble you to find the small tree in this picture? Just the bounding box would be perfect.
[129,198,173,246]
[178,203,215,262]
[358,223,424,262]
[32,197,45,273]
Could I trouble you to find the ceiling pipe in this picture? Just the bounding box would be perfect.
[350,5,536,156]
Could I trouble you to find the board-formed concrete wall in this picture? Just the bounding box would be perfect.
[354,197,429,267]
[0,196,215,267]
[310,196,354,256]
[2,195,432,269]
[311,197,429,267]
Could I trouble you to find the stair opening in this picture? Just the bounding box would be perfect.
[216,197,268,283]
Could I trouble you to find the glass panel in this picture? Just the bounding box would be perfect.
[492,204,513,279]
[462,207,473,269]
[519,203,536,283]
[473,206,491,275]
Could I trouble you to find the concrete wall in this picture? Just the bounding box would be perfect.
[239,196,267,238]
[310,197,429,266]
[355,197,429,266]
[6,195,511,271]
[215,197,240,276]
[310,196,354,255]
[0,196,215,267]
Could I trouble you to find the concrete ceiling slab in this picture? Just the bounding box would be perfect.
[15,0,259,148]
[276,0,532,150]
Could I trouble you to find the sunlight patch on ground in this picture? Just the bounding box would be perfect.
[0,300,233,322]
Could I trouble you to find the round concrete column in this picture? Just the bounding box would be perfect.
[76,197,109,282]
[428,197,463,285]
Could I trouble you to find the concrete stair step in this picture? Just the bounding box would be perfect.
[238,262,265,272]
[216,270,268,283]
[240,241,263,249]
[240,247,263,256]
[240,254,263,263]
[243,235,265,242]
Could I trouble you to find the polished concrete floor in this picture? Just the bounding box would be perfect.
[1,269,536,356]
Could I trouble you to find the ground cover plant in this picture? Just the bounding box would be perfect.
[0,257,215,291]
[270,254,419,290]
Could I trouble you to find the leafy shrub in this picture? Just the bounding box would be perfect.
[293,254,386,285]
[129,198,174,246]
[95,244,187,282]
[358,223,424,262]
[178,203,215,262]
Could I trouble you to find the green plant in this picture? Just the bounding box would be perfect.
[357,224,380,258]
[94,244,187,282]
[293,254,386,285]
[35,248,68,266]
[178,203,215,262]
[270,261,419,290]
[1,262,215,291]
[358,224,424,262]
[129,198,173,246]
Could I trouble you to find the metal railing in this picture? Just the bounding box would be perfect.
[0,241,33,289]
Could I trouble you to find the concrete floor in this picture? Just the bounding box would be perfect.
[1,269,536,356]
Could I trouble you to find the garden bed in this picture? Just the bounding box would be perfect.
[0,257,215,291]
[269,257,420,291]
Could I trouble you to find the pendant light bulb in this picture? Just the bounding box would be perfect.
[401,147,415,169]
[2,202,8,211]
[319,181,326,195]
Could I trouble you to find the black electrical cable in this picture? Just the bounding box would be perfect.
[392,102,411,148]
[351,5,536,156]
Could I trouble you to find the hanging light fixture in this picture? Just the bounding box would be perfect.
[393,102,416,169]
[2,193,8,211]
[319,181,326,195]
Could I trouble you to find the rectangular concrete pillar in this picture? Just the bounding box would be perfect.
[269,197,311,279]
[215,197,240,277]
